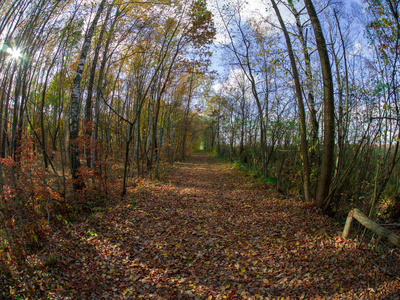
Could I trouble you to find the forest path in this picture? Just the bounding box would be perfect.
[31,154,400,299]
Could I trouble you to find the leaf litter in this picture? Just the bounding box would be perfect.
[2,154,399,299]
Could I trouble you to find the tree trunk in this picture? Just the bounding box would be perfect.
[84,3,112,169]
[146,96,154,169]
[1,68,14,159]
[289,2,319,178]
[93,10,117,165]
[271,0,311,202]
[69,0,107,192]
[304,0,335,210]
[11,67,23,162]
[181,77,193,161]
[122,122,134,196]
[0,67,10,194]
[40,43,63,169]
[133,101,141,177]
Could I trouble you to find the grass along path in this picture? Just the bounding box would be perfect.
[4,153,400,299]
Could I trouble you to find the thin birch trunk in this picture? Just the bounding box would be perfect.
[69,0,107,191]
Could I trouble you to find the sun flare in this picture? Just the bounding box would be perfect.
[6,47,22,59]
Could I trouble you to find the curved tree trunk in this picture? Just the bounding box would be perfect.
[271,0,311,202]
[304,0,335,210]
[288,2,319,181]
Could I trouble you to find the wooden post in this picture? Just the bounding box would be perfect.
[342,208,400,248]
[342,209,354,240]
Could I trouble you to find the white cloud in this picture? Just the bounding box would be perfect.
[213,68,251,95]
[209,0,267,44]
[351,42,363,55]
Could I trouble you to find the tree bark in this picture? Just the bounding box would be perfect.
[40,43,63,169]
[181,76,193,161]
[69,0,107,191]
[146,94,155,169]
[288,2,319,171]
[1,67,14,159]
[84,3,112,169]
[271,0,311,202]
[304,0,335,210]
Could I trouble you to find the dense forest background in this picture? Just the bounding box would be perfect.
[0,0,217,233]
[0,0,400,287]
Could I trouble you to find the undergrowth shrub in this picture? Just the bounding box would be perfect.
[0,134,59,255]
[70,131,120,210]
[0,132,123,292]
[74,161,119,208]
[0,134,57,295]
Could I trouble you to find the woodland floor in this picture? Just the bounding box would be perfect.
[2,153,400,299]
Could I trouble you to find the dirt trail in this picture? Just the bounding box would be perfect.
[10,154,400,299]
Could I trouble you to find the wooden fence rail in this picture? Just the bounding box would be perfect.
[342,208,400,248]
